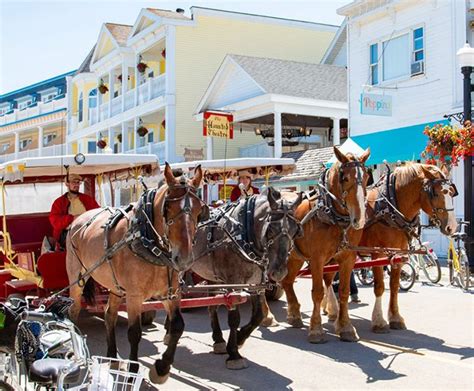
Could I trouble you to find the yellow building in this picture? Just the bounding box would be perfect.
[67,7,338,163]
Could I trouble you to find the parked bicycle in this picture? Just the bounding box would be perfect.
[447,220,471,290]
[408,236,442,284]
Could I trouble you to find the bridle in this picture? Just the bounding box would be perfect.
[337,160,366,206]
[422,177,458,221]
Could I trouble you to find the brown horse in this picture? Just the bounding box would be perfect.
[263,147,371,343]
[324,163,457,332]
[66,163,204,384]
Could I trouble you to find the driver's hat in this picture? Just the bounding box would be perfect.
[238,170,252,179]
[67,173,83,183]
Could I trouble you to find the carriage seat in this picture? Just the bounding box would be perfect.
[29,358,80,385]
[36,252,68,290]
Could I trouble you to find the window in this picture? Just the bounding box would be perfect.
[78,92,83,122]
[370,43,378,85]
[1,143,10,152]
[20,138,32,151]
[383,33,409,81]
[43,133,57,146]
[87,141,96,153]
[413,27,424,62]
[42,93,57,103]
[147,131,154,143]
[0,105,10,116]
[18,100,32,110]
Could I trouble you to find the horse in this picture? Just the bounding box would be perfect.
[185,187,303,369]
[323,163,458,332]
[66,163,205,385]
[262,146,371,343]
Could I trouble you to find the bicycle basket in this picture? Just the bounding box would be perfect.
[87,356,146,391]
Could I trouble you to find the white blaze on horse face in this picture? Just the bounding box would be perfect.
[351,165,366,229]
[441,183,458,234]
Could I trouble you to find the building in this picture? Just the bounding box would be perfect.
[338,0,472,253]
[0,71,75,163]
[66,7,339,164]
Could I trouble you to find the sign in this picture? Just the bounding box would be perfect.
[183,147,204,162]
[218,184,233,200]
[203,112,233,139]
[360,93,392,116]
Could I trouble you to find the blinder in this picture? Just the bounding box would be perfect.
[339,161,365,185]
[422,177,458,218]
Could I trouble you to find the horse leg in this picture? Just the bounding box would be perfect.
[226,306,248,370]
[125,295,143,373]
[307,259,326,344]
[334,251,359,342]
[163,314,171,345]
[261,295,278,327]
[323,272,339,321]
[371,262,389,333]
[105,293,122,358]
[209,305,226,354]
[388,261,407,330]
[282,256,305,328]
[237,294,265,348]
[68,283,83,323]
[149,299,184,384]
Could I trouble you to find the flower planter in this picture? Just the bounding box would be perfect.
[98,84,108,94]
[137,62,148,74]
[97,139,107,149]
[137,126,148,137]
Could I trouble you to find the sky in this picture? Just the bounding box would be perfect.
[0,0,346,94]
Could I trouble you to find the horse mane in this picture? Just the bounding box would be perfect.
[394,162,445,188]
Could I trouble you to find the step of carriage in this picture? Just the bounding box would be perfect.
[0,269,13,299]
[4,279,37,297]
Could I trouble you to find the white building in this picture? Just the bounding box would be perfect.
[338,0,472,254]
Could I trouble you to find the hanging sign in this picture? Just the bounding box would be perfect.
[203,112,233,139]
[360,93,392,116]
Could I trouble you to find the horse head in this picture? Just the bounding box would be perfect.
[331,146,371,230]
[255,188,304,282]
[419,164,458,236]
[159,163,204,271]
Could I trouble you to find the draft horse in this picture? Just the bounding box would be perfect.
[324,163,457,332]
[263,147,371,343]
[66,163,204,384]
[188,187,303,369]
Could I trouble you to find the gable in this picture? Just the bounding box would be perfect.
[132,15,155,36]
[95,33,115,62]
[203,60,265,111]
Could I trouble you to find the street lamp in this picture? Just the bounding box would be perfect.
[456,43,474,269]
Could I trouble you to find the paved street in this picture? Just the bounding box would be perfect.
[79,268,473,390]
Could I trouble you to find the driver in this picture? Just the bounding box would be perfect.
[230,170,260,202]
[49,174,99,249]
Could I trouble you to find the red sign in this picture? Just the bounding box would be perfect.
[203,112,233,139]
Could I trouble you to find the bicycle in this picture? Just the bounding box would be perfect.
[447,220,471,290]
[408,237,442,284]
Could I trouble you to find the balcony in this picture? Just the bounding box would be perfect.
[86,74,166,128]
[0,143,67,164]
[127,141,165,163]
[0,98,67,126]
[239,142,273,158]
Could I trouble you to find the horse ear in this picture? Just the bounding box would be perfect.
[267,187,280,210]
[191,165,203,188]
[333,146,349,164]
[164,162,176,186]
[291,192,304,211]
[420,164,438,180]
[359,147,371,164]
[440,163,450,178]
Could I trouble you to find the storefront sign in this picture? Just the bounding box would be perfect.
[360,93,392,116]
[203,112,233,139]
[183,147,204,162]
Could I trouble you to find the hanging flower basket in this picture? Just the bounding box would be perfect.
[422,122,474,167]
[117,134,122,143]
[137,126,149,137]
[98,81,108,94]
[161,119,166,128]
[161,49,166,59]
[97,139,107,149]
[137,62,148,74]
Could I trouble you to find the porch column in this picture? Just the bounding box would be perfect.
[14,132,19,159]
[96,77,101,122]
[96,132,101,154]
[133,118,138,153]
[37,126,44,157]
[121,122,128,153]
[108,127,115,153]
[274,111,282,158]
[134,54,140,106]
[108,71,114,118]
[332,117,341,146]
[121,63,128,112]
[206,135,213,160]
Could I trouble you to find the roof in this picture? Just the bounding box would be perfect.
[277,147,335,182]
[229,55,347,102]
[75,45,96,75]
[322,20,347,65]
[147,8,190,20]
[105,23,133,46]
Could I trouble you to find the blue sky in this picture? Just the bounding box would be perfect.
[0,0,346,94]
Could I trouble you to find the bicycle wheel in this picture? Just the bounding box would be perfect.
[421,253,442,284]
[355,268,374,286]
[457,249,470,290]
[399,262,416,291]
[447,248,455,285]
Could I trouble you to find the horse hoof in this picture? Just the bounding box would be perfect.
[163,334,170,346]
[287,317,304,328]
[339,331,359,342]
[149,365,170,385]
[389,321,407,330]
[261,316,279,327]
[372,324,390,334]
[308,333,327,344]
[213,342,227,354]
[226,358,248,370]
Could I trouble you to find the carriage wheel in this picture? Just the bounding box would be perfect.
[265,285,284,301]
[141,310,157,326]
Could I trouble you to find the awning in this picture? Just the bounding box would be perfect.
[351,120,449,165]
[326,137,366,166]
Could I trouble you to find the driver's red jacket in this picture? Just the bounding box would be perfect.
[49,193,99,240]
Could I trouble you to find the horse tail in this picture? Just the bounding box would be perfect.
[82,278,96,306]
